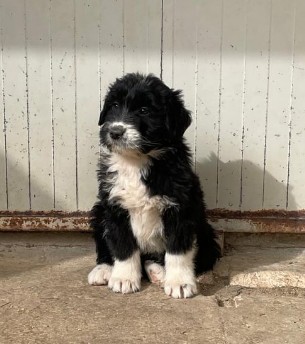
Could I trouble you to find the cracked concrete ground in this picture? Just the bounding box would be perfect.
[0,232,305,344]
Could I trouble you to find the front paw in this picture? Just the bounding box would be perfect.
[164,279,198,299]
[88,264,113,285]
[108,252,141,294]
[108,276,141,294]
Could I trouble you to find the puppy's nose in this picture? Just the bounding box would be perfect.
[109,125,126,140]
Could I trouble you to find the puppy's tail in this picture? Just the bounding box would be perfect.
[195,221,221,274]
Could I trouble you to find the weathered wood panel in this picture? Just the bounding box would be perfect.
[26,0,53,210]
[241,0,271,210]
[195,0,223,209]
[124,0,161,76]
[0,0,305,221]
[263,0,295,209]
[0,1,8,210]
[75,0,100,211]
[162,0,198,156]
[1,0,30,210]
[217,0,246,210]
[99,0,124,106]
[51,0,77,211]
[287,0,305,210]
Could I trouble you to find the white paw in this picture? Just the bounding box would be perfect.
[144,260,165,285]
[88,264,112,285]
[108,276,141,294]
[164,279,198,299]
[108,252,141,294]
[164,250,198,298]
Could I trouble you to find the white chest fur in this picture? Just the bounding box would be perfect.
[106,152,172,253]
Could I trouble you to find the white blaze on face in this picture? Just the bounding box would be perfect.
[110,121,141,149]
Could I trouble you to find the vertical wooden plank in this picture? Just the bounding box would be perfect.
[241,0,271,210]
[195,0,222,209]
[99,0,124,107]
[1,0,30,210]
[162,0,174,87]
[263,0,295,209]
[287,0,305,210]
[163,0,198,156]
[146,0,162,77]
[124,0,161,76]
[0,0,8,210]
[26,0,53,210]
[75,0,100,210]
[217,0,246,210]
[51,0,77,211]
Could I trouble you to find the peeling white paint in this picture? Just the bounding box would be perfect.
[0,0,304,215]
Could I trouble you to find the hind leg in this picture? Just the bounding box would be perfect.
[144,260,165,285]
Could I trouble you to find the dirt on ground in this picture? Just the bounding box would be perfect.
[0,232,304,344]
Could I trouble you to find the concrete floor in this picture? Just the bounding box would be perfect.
[0,232,305,344]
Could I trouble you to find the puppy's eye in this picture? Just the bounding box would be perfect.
[139,107,149,114]
[112,102,119,108]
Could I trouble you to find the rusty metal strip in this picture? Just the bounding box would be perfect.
[206,209,305,219]
[0,211,90,232]
[210,218,305,233]
[0,210,305,233]
[207,209,305,233]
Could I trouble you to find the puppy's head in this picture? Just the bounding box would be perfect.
[98,73,191,154]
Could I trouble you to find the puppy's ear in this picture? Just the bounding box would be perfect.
[98,101,108,126]
[166,89,192,139]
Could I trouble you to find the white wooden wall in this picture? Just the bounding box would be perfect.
[0,0,304,212]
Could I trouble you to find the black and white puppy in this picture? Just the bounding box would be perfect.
[88,73,220,298]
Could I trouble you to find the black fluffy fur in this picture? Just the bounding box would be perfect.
[91,73,220,276]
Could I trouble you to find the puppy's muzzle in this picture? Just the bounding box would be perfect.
[109,125,126,140]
